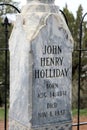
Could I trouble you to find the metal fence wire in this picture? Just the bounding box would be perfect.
[0,3,87,130]
[0,3,20,130]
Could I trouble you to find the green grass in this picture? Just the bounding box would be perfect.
[0,108,8,121]
[72,109,87,116]
[0,108,5,121]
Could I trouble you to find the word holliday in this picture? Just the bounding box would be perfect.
[34,45,69,78]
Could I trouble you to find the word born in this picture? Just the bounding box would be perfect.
[46,83,58,89]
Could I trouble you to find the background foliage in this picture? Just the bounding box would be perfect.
[63,4,87,108]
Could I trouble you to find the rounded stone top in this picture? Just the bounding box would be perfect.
[27,0,55,4]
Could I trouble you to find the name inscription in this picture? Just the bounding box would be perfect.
[32,44,71,126]
[34,45,70,79]
[43,45,62,55]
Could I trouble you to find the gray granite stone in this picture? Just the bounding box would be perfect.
[31,14,73,128]
[9,0,73,130]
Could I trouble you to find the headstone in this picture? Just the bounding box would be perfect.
[9,0,73,130]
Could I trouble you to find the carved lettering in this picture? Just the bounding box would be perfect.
[37,91,67,99]
[38,92,47,98]
[38,112,48,118]
[47,102,57,109]
[43,45,62,55]
[41,57,64,67]
[38,109,66,119]
[50,91,67,98]
[46,83,58,89]
[34,68,69,79]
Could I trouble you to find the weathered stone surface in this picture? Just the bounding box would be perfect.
[9,119,72,130]
[9,0,73,130]
[31,14,73,128]
[27,0,55,4]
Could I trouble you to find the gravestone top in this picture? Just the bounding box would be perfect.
[27,0,55,4]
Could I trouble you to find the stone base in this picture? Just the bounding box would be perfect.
[9,119,29,130]
[33,122,72,130]
[9,119,72,130]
